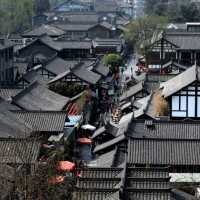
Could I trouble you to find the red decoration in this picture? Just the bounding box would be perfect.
[77,138,92,144]
[57,161,76,172]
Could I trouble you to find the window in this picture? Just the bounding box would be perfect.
[171,83,200,118]
[171,96,186,117]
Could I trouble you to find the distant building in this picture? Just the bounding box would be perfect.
[133,0,145,18]
[53,0,94,12]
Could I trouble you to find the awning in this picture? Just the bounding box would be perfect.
[48,176,65,185]
[64,115,82,127]
[48,133,64,142]
[57,161,76,172]
[81,124,96,131]
[77,138,92,144]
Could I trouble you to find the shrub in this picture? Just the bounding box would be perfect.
[49,82,85,97]
[153,92,168,116]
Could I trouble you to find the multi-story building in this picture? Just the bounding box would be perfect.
[133,0,145,18]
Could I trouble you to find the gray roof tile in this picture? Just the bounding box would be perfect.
[12,81,70,111]
[23,25,65,37]
[0,139,40,164]
[12,110,66,132]
[128,138,200,165]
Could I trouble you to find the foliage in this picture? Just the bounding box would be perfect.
[145,0,200,22]
[49,82,85,98]
[49,0,65,7]
[124,15,168,53]
[180,3,200,22]
[35,0,50,14]
[103,53,123,73]
[0,0,34,34]
[153,92,168,116]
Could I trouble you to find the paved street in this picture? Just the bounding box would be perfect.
[122,54,146,83]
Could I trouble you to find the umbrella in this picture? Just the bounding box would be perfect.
[57,161,76,172]
[81,124,96,131]
[77,138,92,144]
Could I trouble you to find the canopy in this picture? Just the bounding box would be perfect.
[77,137,92,144]
[81,124,96,131]
[57,161,76,172]
[48,176,65,185]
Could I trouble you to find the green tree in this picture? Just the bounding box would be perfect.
[144,0,200,23]
[124,15,168,53]
[180,2,200,22]
[35,0,50,14]
[0,0,34,34]
[103,53,122,73]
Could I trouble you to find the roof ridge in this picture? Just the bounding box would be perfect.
[12,81,38,102]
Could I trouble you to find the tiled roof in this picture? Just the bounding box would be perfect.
[22,24,65,37]
[76,179,121,189]
[126,167,169,179]
[144,74,176,93]
[92,126,106,139]
[72,190,120,200]
[145,74,176,83]
[88,149,117,167]
[119,81,144,102]
[160,65,199,98]
[0,88,22,101]
[20,70,47,84]
[133,94,155,119]
[93,62,109,77]
[12,111,66,132]
[55,23,96,31]
[79,168,123,179]
[72,63,101,85]
[0,139,40,164]
[93,134,126,154]
[74,164,123,199]
[126,191,171,200]
[42,57,75,75]
[126,180,170,190]
[125,167,171,200]
[0,100,33,138]
[53,13,99,24]
[92,39,122,52]
[48,59,96,84]
[92,115,131,140]
[12,81,70,111]
[165,31,200,50]
[56,40,92,50]
[127,120,200,140]
[128,138,200,165]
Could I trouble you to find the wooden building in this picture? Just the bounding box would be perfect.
[160,65,200,118]
[12,81,70,111]
[146,31,200,71]
[22,24,65,40]
[92,38,123,55]
[0,40,15,86]
[49,62,101,87]
[18,35,93,60]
